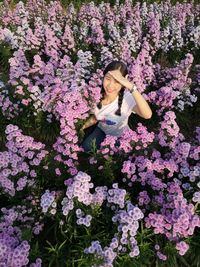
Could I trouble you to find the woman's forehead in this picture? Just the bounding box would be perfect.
[105,73,112,77]
[104,73,119,82]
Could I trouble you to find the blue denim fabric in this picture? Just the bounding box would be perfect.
[81,126,106,152]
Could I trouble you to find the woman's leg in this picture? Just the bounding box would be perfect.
[81,126,106,152]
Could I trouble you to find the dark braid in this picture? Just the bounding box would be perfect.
[97,87,105,110]
[115,88,125,116]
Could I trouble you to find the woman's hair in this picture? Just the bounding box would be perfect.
[97,60,128,116]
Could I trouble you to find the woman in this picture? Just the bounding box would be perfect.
[81,60,152,152]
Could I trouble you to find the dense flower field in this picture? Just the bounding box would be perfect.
[0,0,200,266]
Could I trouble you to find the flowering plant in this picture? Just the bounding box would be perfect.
[0,0,200,266]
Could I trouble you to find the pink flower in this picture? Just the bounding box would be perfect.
[21,99,31,106]
[55,168,61,176]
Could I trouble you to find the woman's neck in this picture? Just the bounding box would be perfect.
[104,93,118,102]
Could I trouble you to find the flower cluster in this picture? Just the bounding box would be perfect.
[158,111,183,149]
[62,172,94,216]
[176,241,190,256]
[0,225,41,267]
[106,183,126,209]
[40,190,57,214]
[85,201,144,266]
[0,81,21,119]
[0,124,48,196]
[145,181,200,255]
[76,209,92,227]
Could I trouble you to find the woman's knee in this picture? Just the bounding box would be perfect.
[80,126,106,152]
[81,138,94,152]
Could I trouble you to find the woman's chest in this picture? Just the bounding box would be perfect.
[94,104,126,126]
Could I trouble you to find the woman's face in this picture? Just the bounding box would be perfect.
[103,71,122,96]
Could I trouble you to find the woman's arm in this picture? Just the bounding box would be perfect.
[108,70,152,119]
[81,114,98,130]
[130,89,152,119]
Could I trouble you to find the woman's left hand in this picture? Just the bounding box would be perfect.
[108,70,133,90]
